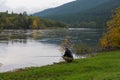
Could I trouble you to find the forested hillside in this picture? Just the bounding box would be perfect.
[0,12,67,29]
[34,0,120,28]
[34,0,110,17]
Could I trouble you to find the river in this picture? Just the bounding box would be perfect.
[0,28,104,72]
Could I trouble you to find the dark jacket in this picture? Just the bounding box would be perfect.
[63,49,73,58]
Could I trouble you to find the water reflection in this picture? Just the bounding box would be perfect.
[0,28,104,72]
[0,29,104,45]
[0,41,62,72]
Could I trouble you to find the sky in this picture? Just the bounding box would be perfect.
[0,0,75,14]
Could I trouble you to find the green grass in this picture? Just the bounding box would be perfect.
[0,51,120,80]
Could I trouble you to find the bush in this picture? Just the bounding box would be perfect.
[75,43,91,56]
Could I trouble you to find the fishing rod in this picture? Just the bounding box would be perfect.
[34,56,62,57]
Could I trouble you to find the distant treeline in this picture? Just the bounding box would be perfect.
[0,11,68,29]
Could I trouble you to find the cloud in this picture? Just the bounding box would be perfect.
[0,0,75,14]
[0,0,8,12]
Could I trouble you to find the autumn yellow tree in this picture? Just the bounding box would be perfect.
[32,17,39,29]
[100,8,120,49]
[60,31,74,53]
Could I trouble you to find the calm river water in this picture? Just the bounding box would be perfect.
[0,28,104,72]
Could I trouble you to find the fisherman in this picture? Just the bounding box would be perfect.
[63,47,73,62]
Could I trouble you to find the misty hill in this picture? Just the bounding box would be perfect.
[34,0,110,16]
[33,0,120,28]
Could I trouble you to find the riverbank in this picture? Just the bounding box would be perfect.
[0,50,120,80]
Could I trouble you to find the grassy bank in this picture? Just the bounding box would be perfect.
[0,51,120,80]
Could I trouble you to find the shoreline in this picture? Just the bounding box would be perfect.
[0,50,119,80]
[0,55,86,73]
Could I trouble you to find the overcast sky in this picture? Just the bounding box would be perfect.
[0,0,75,14]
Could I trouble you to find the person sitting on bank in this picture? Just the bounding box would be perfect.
[63,47,74,62]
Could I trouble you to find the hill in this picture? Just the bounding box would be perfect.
[34,0,110,17]
[33,0,120,28]
[0,50,120,80]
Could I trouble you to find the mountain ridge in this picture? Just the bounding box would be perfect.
[33,0,120,28]
[34,0,110,17]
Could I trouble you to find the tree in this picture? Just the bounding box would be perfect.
[0,11,67,29]
[23,11,27,16]
[100,8,120,49]
[32,17,39,29]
